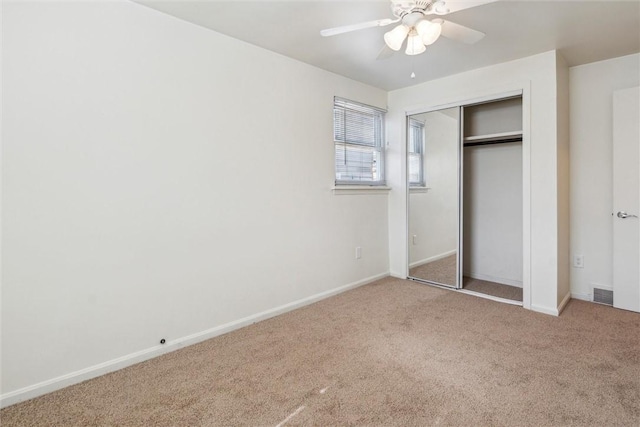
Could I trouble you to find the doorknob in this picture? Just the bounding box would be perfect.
[617,211,639,219]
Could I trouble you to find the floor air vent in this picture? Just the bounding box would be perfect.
[593,288,613,306]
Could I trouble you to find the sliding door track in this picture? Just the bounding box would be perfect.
[408,277,523,307]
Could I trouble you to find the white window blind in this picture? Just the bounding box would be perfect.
[334,97,386,185]
[408,118,425,186]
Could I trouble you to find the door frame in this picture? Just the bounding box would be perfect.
[404,84,531,309]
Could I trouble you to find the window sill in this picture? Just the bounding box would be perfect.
[332,185,392,195]
[409,186,430,193]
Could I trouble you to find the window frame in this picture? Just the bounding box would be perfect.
[333,97,386,186]
[408,117,425,187]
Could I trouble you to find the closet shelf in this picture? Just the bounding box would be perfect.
[463,130,523,143]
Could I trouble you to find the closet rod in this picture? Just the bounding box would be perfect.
[463,137,523,147]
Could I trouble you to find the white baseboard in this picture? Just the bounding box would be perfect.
[463,271,523,288]
[557,291,572,315]
[570,292,591,302]
[530,291,572,317]
[409,249,456,269]
[0,271,389,409]
[572,284,613,304]
[389,271,406,279]
[530,304,560,316]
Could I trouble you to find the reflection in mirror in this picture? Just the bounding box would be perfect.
[407,107,460,287]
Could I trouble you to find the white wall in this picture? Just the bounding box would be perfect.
[388,51,563,314]
[409,111,458,266]
[556,52,571,306]
[569,54,640,300]
[463,143,523,286]
[1,0,389,404]
[0,0,4,401]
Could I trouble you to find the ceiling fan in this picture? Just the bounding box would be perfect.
[320,0,492,58]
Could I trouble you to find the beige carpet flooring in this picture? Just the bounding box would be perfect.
[463,277,524,302]
[2,277,639,426]
[409,255,456,286]
[410,255,523,301]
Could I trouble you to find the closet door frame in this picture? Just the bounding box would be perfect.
[405,85,531,310]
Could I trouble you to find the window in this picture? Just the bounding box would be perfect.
[334,97,386,185]
[408,118,425,186]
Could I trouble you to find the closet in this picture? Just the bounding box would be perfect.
[406,95,524,303]
[462,97,523,301]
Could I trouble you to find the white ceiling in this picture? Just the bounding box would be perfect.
[136,0,640,91]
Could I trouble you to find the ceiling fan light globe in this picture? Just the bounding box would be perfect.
[416,19,442,46]
[384,24,409,51]
[405,32,426,55]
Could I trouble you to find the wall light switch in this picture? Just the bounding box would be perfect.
[413,235,418,245]
[355,247,362,259]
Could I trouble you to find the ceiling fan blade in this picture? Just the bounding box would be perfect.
[437,19,485,44]
[376,44,396,61]
[320,18,399,37]
[435,0,499,15]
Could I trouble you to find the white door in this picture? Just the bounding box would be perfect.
[612,86,640,312]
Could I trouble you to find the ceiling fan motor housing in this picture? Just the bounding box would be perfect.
[403,12,428,27]
[390,0,447,18]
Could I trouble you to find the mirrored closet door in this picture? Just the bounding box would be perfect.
[407,107,461,288]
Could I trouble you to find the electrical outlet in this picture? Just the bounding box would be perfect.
[573,255,584,268]
[412,235,418,245]
[355,247,362,259]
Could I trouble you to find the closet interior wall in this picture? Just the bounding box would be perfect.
[462,98,524,289]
